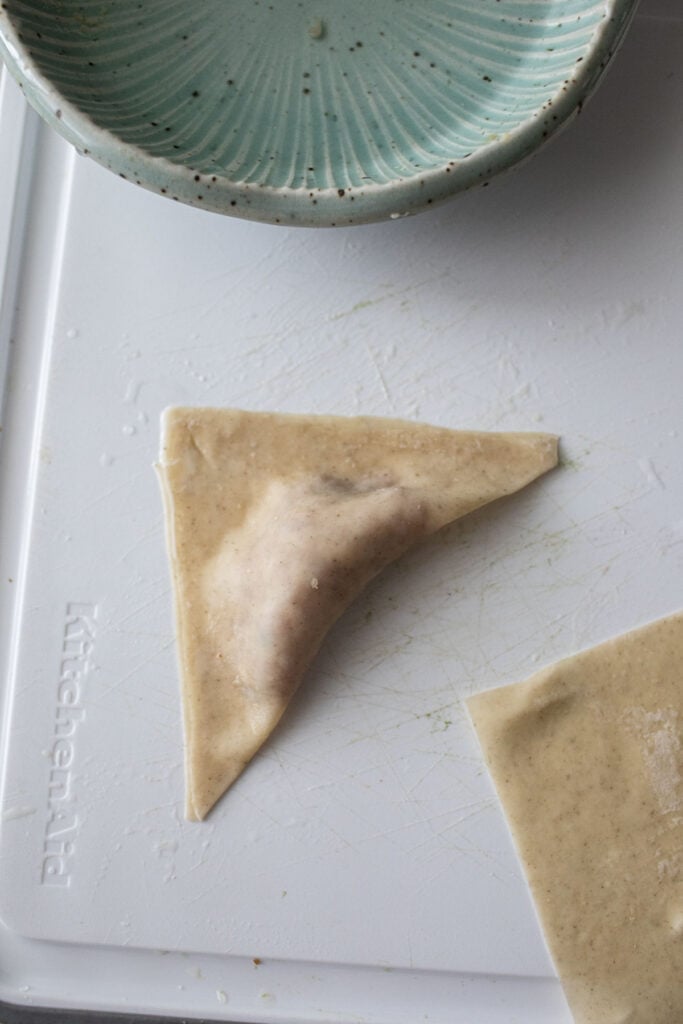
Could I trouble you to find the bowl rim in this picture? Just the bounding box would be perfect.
[0,0,640,227]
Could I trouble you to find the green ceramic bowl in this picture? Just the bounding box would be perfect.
[0,0,638,227]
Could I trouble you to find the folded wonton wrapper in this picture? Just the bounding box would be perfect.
[157,408,557,820]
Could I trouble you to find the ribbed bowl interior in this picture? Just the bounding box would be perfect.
[1,0,636,224]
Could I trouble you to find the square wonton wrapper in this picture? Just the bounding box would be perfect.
[469,611,683,1024]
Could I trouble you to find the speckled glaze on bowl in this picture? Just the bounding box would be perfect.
[0,0,639,227]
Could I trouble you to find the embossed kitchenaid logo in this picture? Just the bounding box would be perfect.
[40,602,97,888]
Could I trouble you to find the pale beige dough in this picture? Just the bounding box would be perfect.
[468,611,683,1024]
[157,407,557,821]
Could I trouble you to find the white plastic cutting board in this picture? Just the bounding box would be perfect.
[0,4,682,1020]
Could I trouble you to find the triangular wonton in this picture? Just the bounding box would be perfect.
[468,611,683,1024]
[158,408,557,820]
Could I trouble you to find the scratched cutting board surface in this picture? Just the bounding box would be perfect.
[0,6,682,1021]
